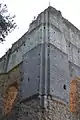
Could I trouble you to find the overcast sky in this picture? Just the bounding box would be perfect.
[0,0,80,57]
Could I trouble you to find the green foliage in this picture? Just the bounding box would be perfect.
[0,3,16,42]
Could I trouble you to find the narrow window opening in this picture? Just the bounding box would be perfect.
[28,77,30,82]
[63,84,66,90]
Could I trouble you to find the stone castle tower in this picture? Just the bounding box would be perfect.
[0,6,80,120]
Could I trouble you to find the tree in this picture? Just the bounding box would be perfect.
[0,3,16,42]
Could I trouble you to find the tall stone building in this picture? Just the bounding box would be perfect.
[0,6,80,120]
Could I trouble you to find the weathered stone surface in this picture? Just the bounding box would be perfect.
[0,64,21,117]
[70,77,80,113]
[14,97,80,120]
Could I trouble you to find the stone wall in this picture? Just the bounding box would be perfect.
[0,14,43,73]
[46,98,80,120]
[6,96,79,120]
[20,45,41,100]
[0,6,80,120]
[0,64,22,118]
[50,44,70,103]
